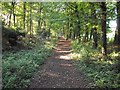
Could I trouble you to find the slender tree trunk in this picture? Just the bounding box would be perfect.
[85,31,89,42]
[89,3,94,40]
[100,2,107,55]
[90,29,93,40]
[93,4,98,48]
[66,17,70,40]
[69,22,72,39]
[48,27,51,39]
[90,3,98,48]
[93,27,98,48]
[8,13,11,27]
[12,2,15,27]
[116,2,120,45]
[73,31,76,40]
[75,3,81,42]
[114,30,118,44]
[29,2,32,37]
[38,2,42,30]
[23,2,26,29]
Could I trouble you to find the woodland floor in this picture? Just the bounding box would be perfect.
[29,37,92,88]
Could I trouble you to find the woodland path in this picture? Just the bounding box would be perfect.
[29,37,92,88]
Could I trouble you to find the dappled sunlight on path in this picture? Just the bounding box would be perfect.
[53,38,72,60]
[29,37,92,88]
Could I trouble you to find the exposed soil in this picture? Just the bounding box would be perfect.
[29,37,92,88]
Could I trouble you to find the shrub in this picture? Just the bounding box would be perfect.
[71,40,120,88]
[2,39,56,88]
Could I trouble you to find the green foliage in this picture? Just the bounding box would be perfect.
[71,40,120,88]
[2,2,117,40]
[72,40,95,64]
[2,39,56,88]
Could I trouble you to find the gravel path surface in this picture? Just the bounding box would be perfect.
[29,37,92,88]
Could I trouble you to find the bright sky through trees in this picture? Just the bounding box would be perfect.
[108,20,117,38]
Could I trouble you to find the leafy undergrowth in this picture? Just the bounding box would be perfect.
[2,38,57,88]
[71,40,120,88]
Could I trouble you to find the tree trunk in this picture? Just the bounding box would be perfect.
[8,13,12,27]
[90,3,98,48]
[90,29,93,40]
[74,3,81,42]
[93,27,98,48]
[85,31,89,42]
[30,2,32,37]
[38,2,42,30]
[48,27,51,39]
[115,2,120,46]
[100,2,107,55]
[23,2,26,29]
[12,2,15,27]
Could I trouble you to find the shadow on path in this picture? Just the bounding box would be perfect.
[29,37,92,88]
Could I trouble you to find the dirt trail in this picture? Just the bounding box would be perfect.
[29,37,92,88]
